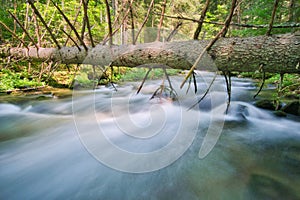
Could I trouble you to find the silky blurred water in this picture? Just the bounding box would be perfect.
[0,72,300,200]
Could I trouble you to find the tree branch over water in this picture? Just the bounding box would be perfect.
[1,32,299,74]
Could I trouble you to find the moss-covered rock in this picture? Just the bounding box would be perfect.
[254,99,276,110]
[273,110,287,117]
[281,101,300,116]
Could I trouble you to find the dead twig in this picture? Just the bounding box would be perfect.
[64,1,82,46]
[188,73,217,110]
[129,1,135,45]
[50,0,88,51]
[180,0,237,89]
[266,0,280,36]
[193,0,210,40]
[83,0,95,47]
[28,0,61,49]
[156,0,167,41]
[163,67,175,93]
[153,13,300,29]
[7,10,39,50]
[134,0,154,44]
[166,22,182,42]
[104,0,113,46]
[223,71,232,114]
[136,68,152,94]
[61,29,81,51]
[186,71,198,94]
[0,21,28,48]
[253,64,266,99]
[193,71,198,93]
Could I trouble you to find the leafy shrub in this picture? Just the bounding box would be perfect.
[0,69,44,92]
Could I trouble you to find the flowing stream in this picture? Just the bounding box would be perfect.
[0,72,300,199]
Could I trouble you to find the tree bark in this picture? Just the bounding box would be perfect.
[1,33,300,73]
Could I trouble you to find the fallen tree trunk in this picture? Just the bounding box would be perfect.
[1,33,300,73]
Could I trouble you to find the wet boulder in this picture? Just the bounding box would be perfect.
[273,110,287,117]
[281,101,300,116]
[254,99,276,110]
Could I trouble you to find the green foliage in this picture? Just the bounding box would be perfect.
[0,68,44,92]
[0,1,18,41]
[203,4,228,38]
[266,74,300,89]
[1,0,107,45]
[262,73,300,103]
[231,0,299,37]
[1,0,298,43]
[73,72,96,88]
[239,72,274,79]
[120,68,180,82]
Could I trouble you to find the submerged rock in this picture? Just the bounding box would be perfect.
[247,173,300,200]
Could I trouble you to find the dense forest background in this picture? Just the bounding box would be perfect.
[0,0,299,93]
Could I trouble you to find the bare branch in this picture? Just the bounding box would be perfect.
[253,64,266,99]
[61,29,81,51]
[0,21,28,48]
[180,0,237,88]
[154,13,300,29]
[40,8,57,42]
[221,0,237,37]
[193,0,210,40]
[50,0,88,51]
[166,22,182,42]
[32,8,41,47]
[266,0,280,36]
[129,1,135,45]
[188,73,217,111]
[137,68,152,94]
[104,0,113,46]
[83,0,95,47]
[7,10,39,50]
[64,1,82,46]
[156,0,167,41]
[102,1,133,45]
[134,0,154,44]
[28,0,61,49]
[21,3,30,42]
[223,71,232,113]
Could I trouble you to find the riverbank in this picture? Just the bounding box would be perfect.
[0,86,73,105]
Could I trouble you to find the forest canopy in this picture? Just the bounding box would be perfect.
[1,0,299,44]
